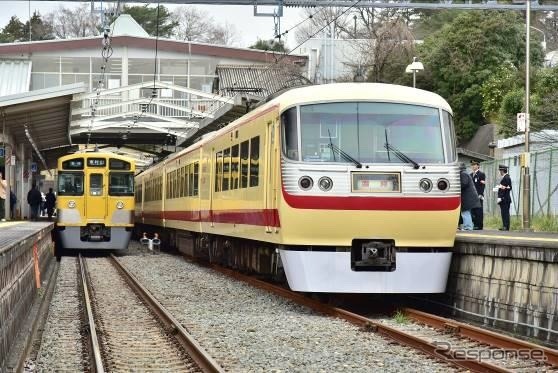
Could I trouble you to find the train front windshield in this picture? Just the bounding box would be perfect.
[282,102,455,164]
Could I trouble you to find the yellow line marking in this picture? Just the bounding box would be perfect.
[456,232,558,243]
[0,221,25,227]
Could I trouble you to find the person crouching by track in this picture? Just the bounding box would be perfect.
[470,160,486,230]
[497,164,512,231]
[459,162,480,230]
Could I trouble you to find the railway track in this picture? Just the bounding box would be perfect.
[79,254,223,372]
[208,263,558,373]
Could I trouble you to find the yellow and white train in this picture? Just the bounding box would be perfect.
[56,152,135,251]
[135,83,460,293]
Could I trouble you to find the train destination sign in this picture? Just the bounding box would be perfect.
[351,172,401,193]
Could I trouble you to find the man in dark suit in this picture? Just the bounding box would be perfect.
[497,164,512,231]
[470,160,486,230]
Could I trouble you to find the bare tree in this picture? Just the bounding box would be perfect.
[172,6,238,46]
[206,22,239,46]
[46,4,100,39]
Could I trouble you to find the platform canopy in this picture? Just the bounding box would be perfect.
[0,83,86,170]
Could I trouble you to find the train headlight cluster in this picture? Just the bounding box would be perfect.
[116,201,125,209]
[67,200,76,209]
[298,176,313,191]
[437,178,450,191]
[318,177,333,191]
[419,178,433,193]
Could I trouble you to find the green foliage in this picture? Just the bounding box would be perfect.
[0,16,26,42]
[249,39,287,53]
[111,5,178,38]
[418,11,544,143]
[497,89,524,136]
[534,67,558,98]
[480,64,519,121]
[484,214,558,232]
[393,310,410,324]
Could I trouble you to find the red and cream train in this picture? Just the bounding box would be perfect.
[134,83,460,293]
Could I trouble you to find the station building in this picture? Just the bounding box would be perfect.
[0,14,307,220]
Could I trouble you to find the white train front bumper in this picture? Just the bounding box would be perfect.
[279,250,452,293]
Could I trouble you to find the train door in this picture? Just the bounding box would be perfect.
[265,120,278,233]
[87,172,107,220]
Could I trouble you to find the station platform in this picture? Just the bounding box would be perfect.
[0,221,54,254]
[456,228,558,248]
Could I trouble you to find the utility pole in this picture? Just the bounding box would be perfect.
[522,0,531,230]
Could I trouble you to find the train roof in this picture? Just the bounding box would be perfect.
[267,83,452,113]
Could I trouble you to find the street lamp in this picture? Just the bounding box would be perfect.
[405,57,424,88]
[530,26,546,52]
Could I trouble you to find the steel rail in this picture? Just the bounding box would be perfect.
[109,254,224,373]
[205,264,516,373]
[403,308,558,367]
[78,255,105,373]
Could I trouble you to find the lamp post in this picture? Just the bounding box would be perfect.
[405,57,424,88]
[523,0,532,230]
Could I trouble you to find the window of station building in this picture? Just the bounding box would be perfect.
[189,60,216,75]
[215,151,223,192]
[129,58,153,75]
[189,76,215,91]
[44,74,60,89]
[160,59,187,75]
[240,140,249,188]
[31,56,60,73]
[90,174,103,196]
[61,57,90,74]
[250,137,259,187]
[222,147,230,191]
[92,58,122,75]
[231,144,239,190]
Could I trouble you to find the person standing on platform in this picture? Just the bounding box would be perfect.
[0,172,6,221]
[459,163,480,230]
[45,188,56,221]
[497,164,512,231]
[470,160,486,230]
[27,184,42,221]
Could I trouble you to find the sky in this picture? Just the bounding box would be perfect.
[0,1,307,47]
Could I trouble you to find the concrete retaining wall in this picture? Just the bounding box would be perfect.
[446,234,558,345]
[0,224,53,371]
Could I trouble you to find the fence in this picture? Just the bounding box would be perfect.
[482,147,558,216]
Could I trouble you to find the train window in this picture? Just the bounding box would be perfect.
[181,167,186,197]
[90,174,103,196]
[215,151,222,192]
[442,111,457,163]
[58,172,84,196]
[109,159,131,170]
[109,172,134,196]
[240,140,249,188]
[231,144,239,190]
[222,147,230,191]
[188,163,194,196]
[250,137,259,187]
[193,162,199,196]
[281,107,299,160]
[62,158,84,170]
[87,158,106,167]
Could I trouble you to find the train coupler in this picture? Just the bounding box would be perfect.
[140,232,161,254]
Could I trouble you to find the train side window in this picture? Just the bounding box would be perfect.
[231,144,239,190]
[188,163,193,196]
[250,136,259,187]
[193,162,199,196]
[281,107,299,160]
[215,151,223,192]
[240,140,249,188]
[90,174,103,196]
[222,147,230,191]
[181,167,186,197]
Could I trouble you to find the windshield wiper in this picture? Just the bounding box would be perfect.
[327,131,362,168]
[384,135,420,170]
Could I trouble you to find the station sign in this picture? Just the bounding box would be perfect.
[31,162,38,173]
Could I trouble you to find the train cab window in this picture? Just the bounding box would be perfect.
[281,107,299,160]
[250,136,259,187]
[231,144,239,190]
[240,140,249,188]
[442,111,457,163]
[90,174,103,196]
[109,172,134,196]
[222,147,230,191]
[58,172,84,196]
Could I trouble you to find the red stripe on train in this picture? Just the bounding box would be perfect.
[142,209,281,227]
[281,187,460,211]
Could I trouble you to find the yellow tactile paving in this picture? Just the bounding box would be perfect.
[0,221,24,228]
[456,232,558,243]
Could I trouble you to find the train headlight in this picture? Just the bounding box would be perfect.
[419,178,433,193]
[437,178,450,191]
[116,201,124,209]
[298,176,313,191]
[318,176,333,191]
[67,200,76,209]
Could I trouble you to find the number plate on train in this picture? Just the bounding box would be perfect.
[351,172,401,193]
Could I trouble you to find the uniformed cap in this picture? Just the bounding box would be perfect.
[498,164,508,171]
[470,159,480,166]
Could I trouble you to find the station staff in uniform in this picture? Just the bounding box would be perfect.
[497,164,512,231]
[470,160,486,230]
